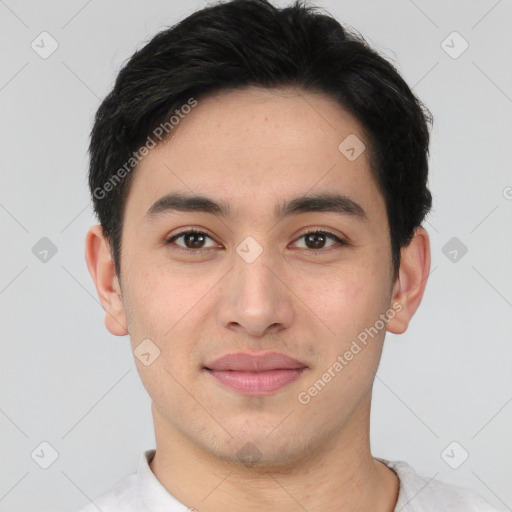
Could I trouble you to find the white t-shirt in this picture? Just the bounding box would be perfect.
[75,449,500,512]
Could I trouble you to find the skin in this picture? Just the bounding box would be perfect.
[85,86,430,512]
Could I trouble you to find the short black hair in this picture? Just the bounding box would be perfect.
[88,0,433,283]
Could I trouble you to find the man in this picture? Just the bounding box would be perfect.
[80,0,499,510]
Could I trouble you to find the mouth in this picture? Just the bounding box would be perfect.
[203,351,308,396]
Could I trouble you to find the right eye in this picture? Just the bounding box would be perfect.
[165,229,220,253]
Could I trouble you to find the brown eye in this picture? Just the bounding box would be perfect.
[166,230,217,251]
[293,230,345,251]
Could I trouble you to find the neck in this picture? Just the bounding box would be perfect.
[148,396,399,512]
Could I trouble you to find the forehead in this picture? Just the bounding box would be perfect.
[124,86,386,227]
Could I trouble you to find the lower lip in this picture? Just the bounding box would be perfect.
[204,368,306,396]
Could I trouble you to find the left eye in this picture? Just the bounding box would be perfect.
[293,230,344,251]
[165,229,345,252]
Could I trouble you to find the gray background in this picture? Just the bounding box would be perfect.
[0,0,511,511]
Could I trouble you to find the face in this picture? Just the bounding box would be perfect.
[104,86,403,467]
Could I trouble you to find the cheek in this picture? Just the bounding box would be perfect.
[125,265,204,335]
[123,265,215,383]
[297,266,386,333]
[123,268,204,402]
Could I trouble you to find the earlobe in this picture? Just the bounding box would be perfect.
[386,227,431,335]
[84,224,129,336]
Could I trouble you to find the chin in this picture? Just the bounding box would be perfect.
[208,433,312,471]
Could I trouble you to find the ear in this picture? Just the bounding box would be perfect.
[386,226,431,334]
[84,224,128,336]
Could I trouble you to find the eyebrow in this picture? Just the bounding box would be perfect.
[145,191,368,222]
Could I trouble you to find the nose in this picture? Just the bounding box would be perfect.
[217,247,294,338]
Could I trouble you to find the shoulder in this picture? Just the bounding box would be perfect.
[377,458,501,512]
[73,472,141,512]
[72,448,190,511]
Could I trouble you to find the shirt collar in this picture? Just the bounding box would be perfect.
[137,449,409,512]
[136,449,190,511]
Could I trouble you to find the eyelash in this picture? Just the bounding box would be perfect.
[165,228,347,255]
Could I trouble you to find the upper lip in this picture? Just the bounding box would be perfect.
[204,351,307,372]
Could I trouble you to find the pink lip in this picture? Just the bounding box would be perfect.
[205,351,307,372]
[203,351,307,396]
